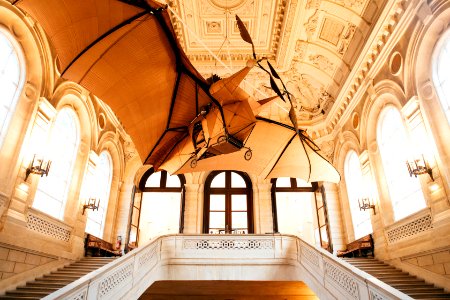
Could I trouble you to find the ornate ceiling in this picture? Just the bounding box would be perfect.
[164,0,386,127]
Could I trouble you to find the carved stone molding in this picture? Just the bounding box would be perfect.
[98,263,133,298]
[386,212,432,244]
[183,238,274,250]
[324,260,360,299]
[26,211,72,242]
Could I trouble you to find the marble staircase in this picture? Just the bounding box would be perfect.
[343,257,450,299]
[0,257,115,300]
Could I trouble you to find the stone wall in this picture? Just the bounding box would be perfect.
[0,245,55,280]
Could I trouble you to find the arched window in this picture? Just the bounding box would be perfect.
[377,107,426,221]
[85,151,113,237]
[136,170,185,243]
[0,30,25,148]
[271,178,316,244]
[204,171,253,234]
[33,108,80,219]
[344,151,372,239]
[432,30,450,123]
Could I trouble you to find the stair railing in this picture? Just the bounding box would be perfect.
[44,234,413,300]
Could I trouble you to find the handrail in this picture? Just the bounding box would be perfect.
[44,234,413,300]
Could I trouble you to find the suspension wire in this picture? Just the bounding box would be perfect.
[165,3,288,113]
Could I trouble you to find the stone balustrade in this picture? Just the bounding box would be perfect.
[43,234,413,300]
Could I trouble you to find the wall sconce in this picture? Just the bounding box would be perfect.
[358,198,376,215]
[406,154,434,181]
[25,154,52,180]
[82,198,100,215]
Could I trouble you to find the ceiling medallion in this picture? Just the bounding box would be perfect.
[208,0,247,10]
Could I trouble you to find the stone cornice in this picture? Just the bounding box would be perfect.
[310,0,417,140]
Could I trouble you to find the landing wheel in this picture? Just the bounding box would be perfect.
[190,158,197,168]
[217,135,226,143]
[244,149,252,161]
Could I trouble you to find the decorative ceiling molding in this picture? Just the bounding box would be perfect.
[167,0,288,66]
[309,0,407,140]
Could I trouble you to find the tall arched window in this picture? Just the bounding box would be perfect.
[0,30,25,148]
[204,171,253,234]
[33,108,80,219]
[136,170,185,243]
[432,30,450,123]
[377,107,426,221]
[85,151,113,237]
[344,151,372,239]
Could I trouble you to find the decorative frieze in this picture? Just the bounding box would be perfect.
[183,238,274,250]
[301,244,320,267]
[325,260,360,299]
[98,263,133,298]
[26,212,71,242]
[386,213,432,243]
[369,290,387,300]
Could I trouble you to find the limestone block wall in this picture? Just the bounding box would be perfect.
[0,245,55,280]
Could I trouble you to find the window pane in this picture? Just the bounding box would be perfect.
[210,195,225,210]
[377,107,426,221]
[210,172,225,187]
[132,207,139,225]
[145,172,161,187]
[209,212,225,228]
[139,191,181,242]
[34,108,79,219]
[166,173,181,187]
[231,195,247,211]
[296,178,312,187]
[276,177,291,187]
[85,151,112,237]
[0,31,23,148]
[344,150,372,239]
[232,212,247,228]
[231,172,245,187]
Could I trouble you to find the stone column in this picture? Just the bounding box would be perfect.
[253,183,273,234]
[322,182,345,254]
[183,183,202,233]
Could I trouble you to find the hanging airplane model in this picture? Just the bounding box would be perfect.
[16,0,340,183]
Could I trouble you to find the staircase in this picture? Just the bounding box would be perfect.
[0,257,115,300]
[343,257,450,299]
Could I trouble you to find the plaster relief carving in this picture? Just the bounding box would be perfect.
[338,24,356,54]
[320,140,335,162]
[124,139,138,162]
[286,74,335,120]
[309,54,334,72]
[205,21,222,34]
[305,10,320,41]
[294,40,308,60]
[306,0,321,10]
[335,0,365,10]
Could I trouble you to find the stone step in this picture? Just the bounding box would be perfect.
[399,287,446,294]
[382,278,427,284]
[16,286,59,291]
[407,292,450,299]
[390,283,435,289]
[70,262,111,267]
[33,278,74,284]
[26,282,67,288]
[0,296,41,300]
[42,274,82,280]
[5,290,50,297]
[51,270,90,275]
